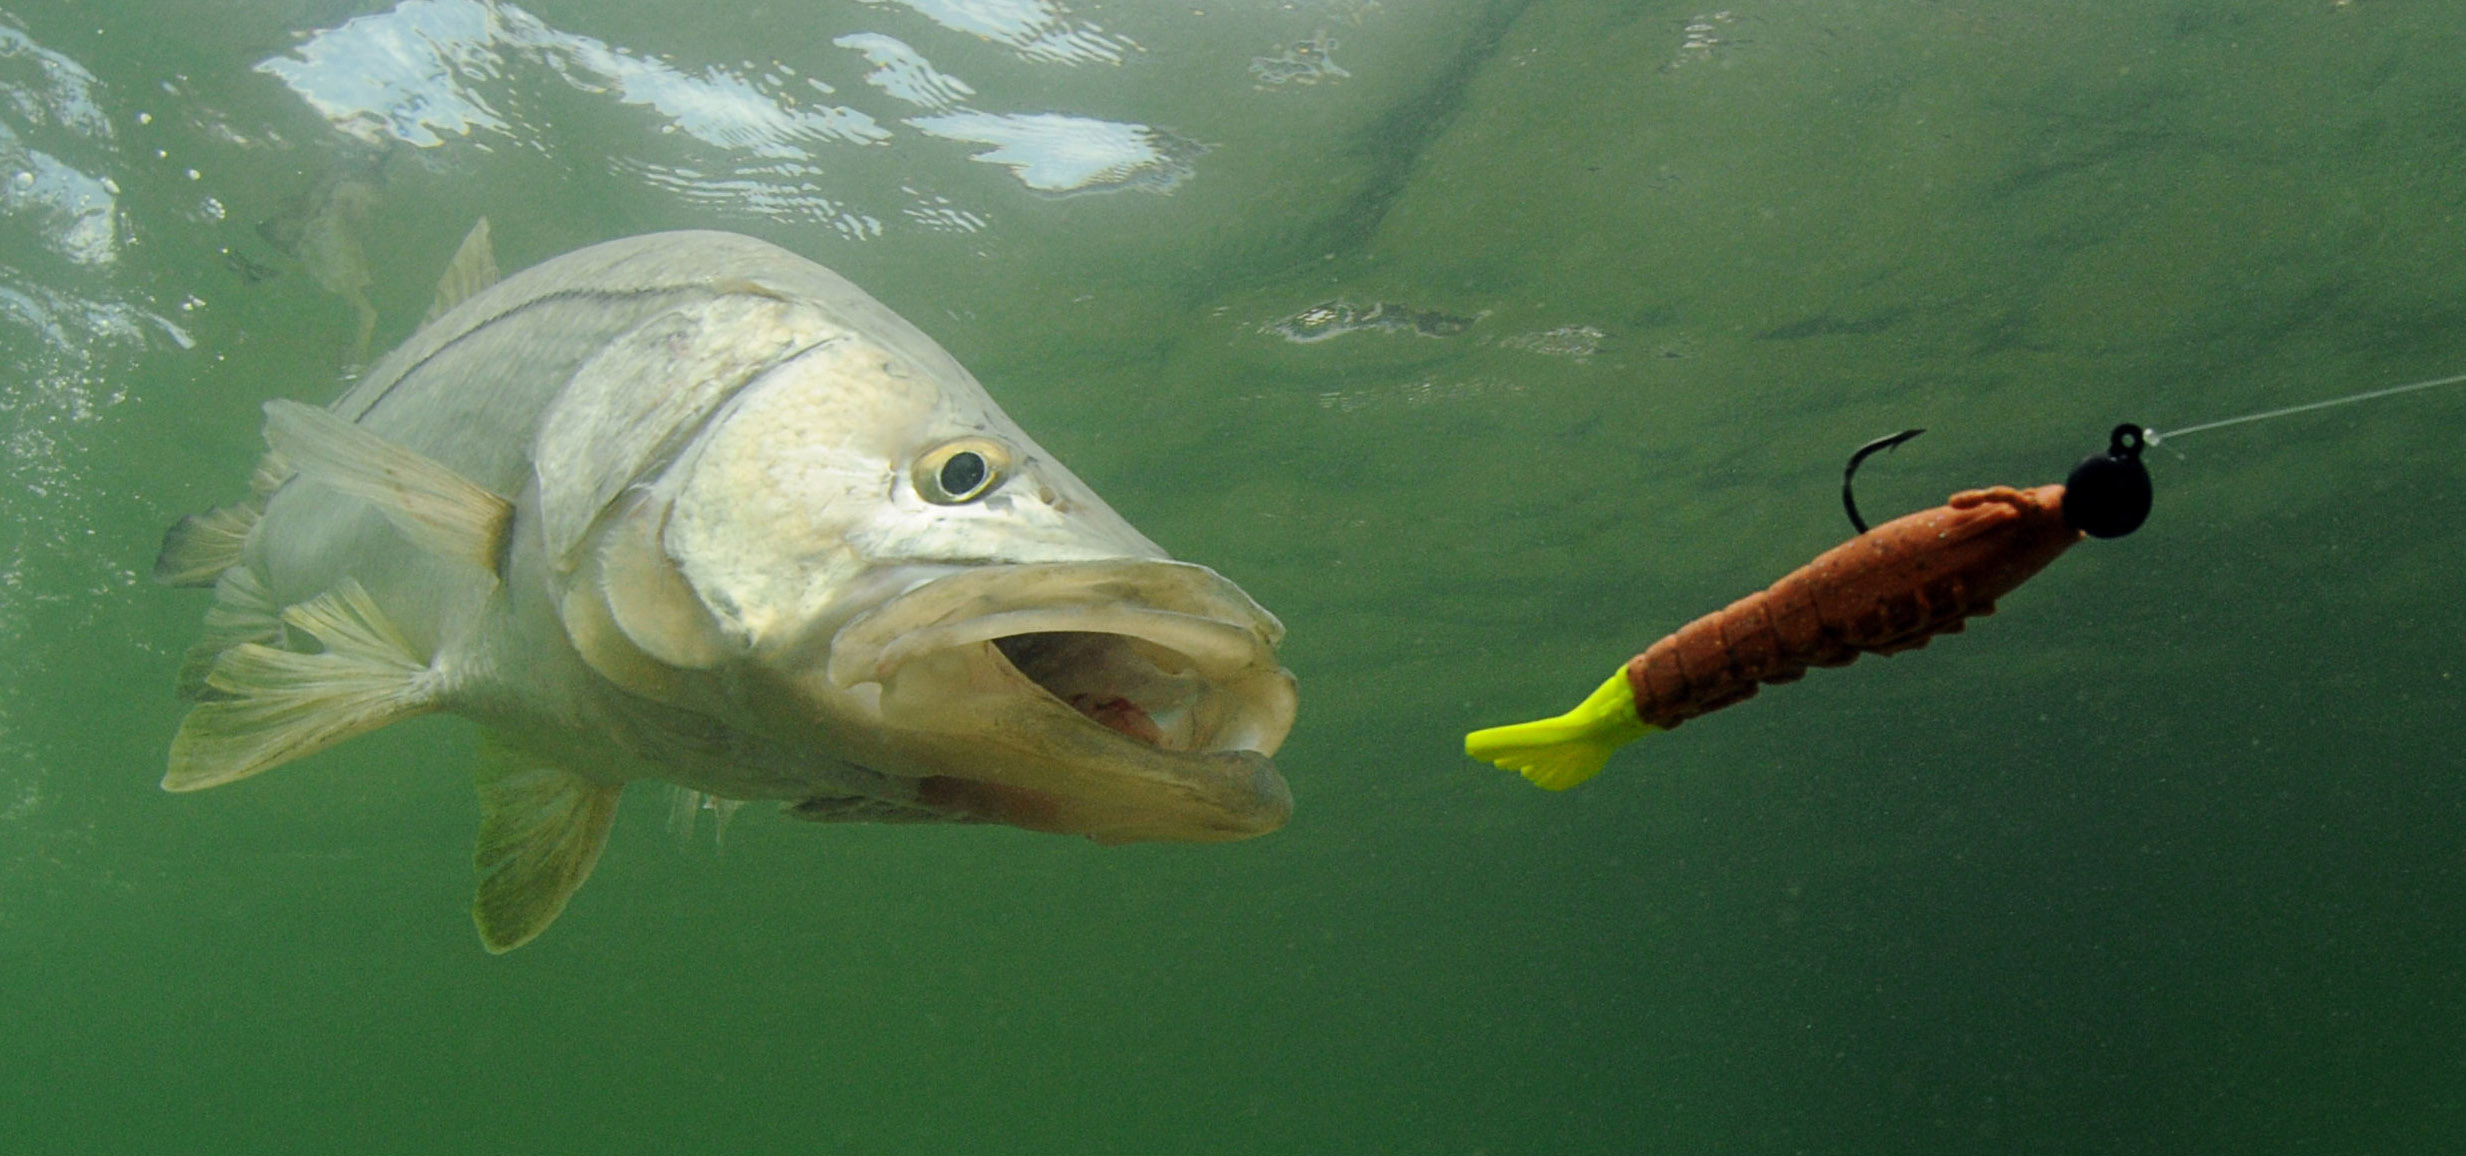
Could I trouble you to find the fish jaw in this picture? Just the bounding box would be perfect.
[791,558,1298,843]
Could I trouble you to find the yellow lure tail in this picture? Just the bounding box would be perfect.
[1464,668,1658,791]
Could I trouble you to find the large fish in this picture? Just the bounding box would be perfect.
[156,226,1297,952]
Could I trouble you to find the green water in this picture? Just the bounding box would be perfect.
[6,0,2464,1150]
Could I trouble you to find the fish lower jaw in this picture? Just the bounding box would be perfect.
[841,632,1294,841]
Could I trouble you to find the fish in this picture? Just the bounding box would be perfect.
[256,153,384,367]
[155,224,1298,952]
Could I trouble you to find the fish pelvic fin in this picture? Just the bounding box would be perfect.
[424,216,500,324]
[151,450,295,588]
[1463,668,1655,791]
[176,567,281,700]
[263,399,513,577]
[165,579,442,791]
[473,737,623,953]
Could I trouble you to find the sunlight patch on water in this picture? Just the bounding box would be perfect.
[0,19,112,139]
[901,186,988,233]
[908,111,1202,194]
[254,0,891,156]
[252,0,513,148]
[835,32,977,111]
[0,20,118,266]
[851,0,1137,66]
[256,0,1196,231]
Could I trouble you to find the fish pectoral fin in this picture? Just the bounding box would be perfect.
[263,399,514,577]
[424,216,501,323]
[472,739,623,954]
[177,567,282,700]
[165,579,440,791]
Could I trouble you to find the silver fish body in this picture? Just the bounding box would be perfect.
[158,229,1296,951]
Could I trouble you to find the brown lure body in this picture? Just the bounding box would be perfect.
[1623,483,2079,730]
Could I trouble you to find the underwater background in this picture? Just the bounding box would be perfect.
[4,0,2462,1151]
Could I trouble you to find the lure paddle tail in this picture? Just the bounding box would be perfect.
[1464,670,1653,790]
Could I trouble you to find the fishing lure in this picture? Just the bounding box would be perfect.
[1465,367,2466,790]
[1465,425,2155,790]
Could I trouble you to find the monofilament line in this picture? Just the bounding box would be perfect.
[2150,370,2466,443]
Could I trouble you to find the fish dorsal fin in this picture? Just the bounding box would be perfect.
[533,294,832,568]
[472,736,624,953]
[153,450,296,588]
[176,566,281,699]
[165,578,441,791]
[263,399,513,576]
[425,216,500,323]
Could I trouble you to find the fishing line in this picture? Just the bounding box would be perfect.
[2147,370,2466,444]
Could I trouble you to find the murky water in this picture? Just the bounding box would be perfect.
[5,1,2463,1151]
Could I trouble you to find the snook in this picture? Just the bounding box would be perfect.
[157,226,1297,952]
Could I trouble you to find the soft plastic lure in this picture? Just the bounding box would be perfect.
[1465,425,2154,790]
[1467,366,2466,790]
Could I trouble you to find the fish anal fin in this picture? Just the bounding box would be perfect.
[155,501,262,587]
[263,399,513,576]
[425,217,500,323]
[473,737,623,953]
[165,579,439,791]
[155,450,299,588]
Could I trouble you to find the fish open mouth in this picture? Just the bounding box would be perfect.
[821,559,1297,840]
[987,626,1293,754]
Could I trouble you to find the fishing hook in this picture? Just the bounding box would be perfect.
[1841,428,1925,534]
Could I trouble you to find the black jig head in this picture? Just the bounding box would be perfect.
[2062,423,2152,539]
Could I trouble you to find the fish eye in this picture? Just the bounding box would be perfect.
[941,452,987,496]
[914,438,1011,504]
